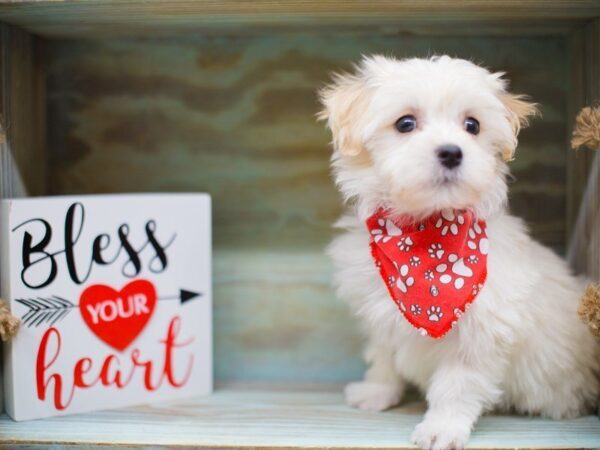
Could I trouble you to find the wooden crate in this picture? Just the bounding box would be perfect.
[0,1,599,448]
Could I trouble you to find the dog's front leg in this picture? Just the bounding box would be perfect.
[345,343,405,411]
[411,347,506,450]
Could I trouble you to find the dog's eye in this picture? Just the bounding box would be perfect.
[464,117,480,135]
[395,115,417,133]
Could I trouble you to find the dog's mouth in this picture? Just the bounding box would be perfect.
[438,171,461,185]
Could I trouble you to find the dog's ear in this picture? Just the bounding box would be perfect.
[500,93,539,161]
[318,70,370,156]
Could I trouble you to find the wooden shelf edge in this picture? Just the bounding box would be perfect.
[0,1,598,39]
[0,387,599,449]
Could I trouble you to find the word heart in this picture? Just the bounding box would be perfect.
[37,316,194,411]
[80,279,157,351]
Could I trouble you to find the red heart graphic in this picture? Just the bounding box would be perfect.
[79,279,156,351]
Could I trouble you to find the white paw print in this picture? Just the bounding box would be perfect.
[453,307,463,318]
[370,226,384,243]
[435,209,463,236]
[410,304,422,315]
[427,306,443,322]
[409,256,421,267]
[467,255,479,264]
[430,285,439,297]
[397,236,414,251]
[435,254,473,290]
[467,222,489,255]
[387,275,396,287]
[424,269,434,281]
[395,263,414,293]
[428,243,445,259]
[371,218,402,243]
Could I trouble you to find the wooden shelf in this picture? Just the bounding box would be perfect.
[0,0,599,38]
[1,388,599,449]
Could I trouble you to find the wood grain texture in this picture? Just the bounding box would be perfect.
[44,35,570,383]
[0,21,44,417]
[0,1,599,38]
[0,388,599,449]
[0,23,45,197]
[567,18,600,280]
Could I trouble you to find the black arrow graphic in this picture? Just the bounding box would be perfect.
[158,289,203,304]
[14,288,202,328]
[16,296,76,327]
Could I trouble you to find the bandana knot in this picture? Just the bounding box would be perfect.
[366,208,488,339]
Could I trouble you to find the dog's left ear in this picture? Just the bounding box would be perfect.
[317,69,371,157]
[500,93,539,161]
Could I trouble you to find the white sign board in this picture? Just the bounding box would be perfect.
[1,194,212,420]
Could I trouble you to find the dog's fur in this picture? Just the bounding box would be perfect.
[319,55,600,450]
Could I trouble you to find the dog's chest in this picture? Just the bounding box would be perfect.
[391,322,456,389]
[333,218,491,388]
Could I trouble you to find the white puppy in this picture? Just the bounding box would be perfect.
[319,55,600,450]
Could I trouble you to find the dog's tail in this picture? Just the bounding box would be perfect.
[579,283,600,338]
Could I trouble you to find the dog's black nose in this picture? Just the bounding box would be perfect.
[436,144,463,169]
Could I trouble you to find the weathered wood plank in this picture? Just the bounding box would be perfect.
[0,21,45,416]
[44,35,570,250]
[0,0,599,38]
[0,388,599,449]
[567,18,600,280]
[213,252,363,383]
[44,35,571,383]
[579,19,600,281]
[0,23,45,197]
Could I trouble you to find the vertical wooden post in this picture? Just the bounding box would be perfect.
[567,18,600,281]
[0,23,46,198]
[0,22,46,414]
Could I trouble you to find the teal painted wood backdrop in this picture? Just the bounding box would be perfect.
[45,34,569,383]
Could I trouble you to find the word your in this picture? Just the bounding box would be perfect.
[86,294,150,324]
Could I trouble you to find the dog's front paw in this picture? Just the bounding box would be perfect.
[411,415,471,450]
[344,381,402,411]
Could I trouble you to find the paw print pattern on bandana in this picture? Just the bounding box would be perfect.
[367,208,488,339]
[397,236,414,252]
[435,253,474,290]
[435,209,465,236]
[467,255,479,264]
[428,243,445,259]
[467,222,489,255]
[394,263,415,294]
[370,218,402,243]
[387,275,396,288]
[427,306,443,322]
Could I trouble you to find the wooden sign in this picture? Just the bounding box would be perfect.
[1,194,212,420]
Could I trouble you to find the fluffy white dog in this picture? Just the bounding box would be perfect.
[319,55,600,450]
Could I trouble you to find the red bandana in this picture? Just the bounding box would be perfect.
[367,209,488,339]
